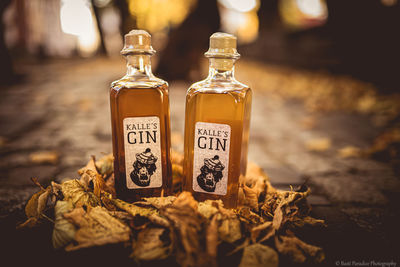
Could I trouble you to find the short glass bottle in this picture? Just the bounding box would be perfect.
[183,32,252,208]
[110,30,172,202]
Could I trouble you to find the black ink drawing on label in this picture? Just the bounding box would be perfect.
[196,155,225,192]
[130,148,158,187]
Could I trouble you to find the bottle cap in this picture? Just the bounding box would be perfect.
[121,29,156,55]
[204,32,240,59]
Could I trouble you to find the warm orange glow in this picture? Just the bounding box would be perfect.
[218,0,259,44]
[279,0,328,29]
[60,0,100,56]
[219,0,258,13]
[127,0,196,33]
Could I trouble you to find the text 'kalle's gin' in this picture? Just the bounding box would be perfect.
[110,30,172,202]
[183,32,252,208]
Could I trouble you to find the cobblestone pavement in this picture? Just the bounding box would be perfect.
[0,57,399,265]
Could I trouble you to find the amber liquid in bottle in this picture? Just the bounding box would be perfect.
[183,33,252,208]
[110,31,172,202]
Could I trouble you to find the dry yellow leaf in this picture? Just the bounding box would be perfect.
[52,200,76,249]
[337,146,361,158]
[61,179,100,207]
[131,227,171,260]
[306,138,331,151]
[275,235,325,264]
[65,206,131,251]
[29,151,58,164]
[239,244,278,267]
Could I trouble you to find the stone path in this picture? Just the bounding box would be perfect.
[0,57,399,265]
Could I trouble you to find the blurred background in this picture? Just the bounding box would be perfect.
[1,0,399,86]
[0,0,400,265]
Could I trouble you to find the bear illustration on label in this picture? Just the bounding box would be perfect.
[197,155,225,192]
[130,148,158,187]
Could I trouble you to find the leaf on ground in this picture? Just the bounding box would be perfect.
[240,185,259,211]
[306,138,331,152]
[291,216,326,228]
[198,200,219,219]
[142,195,177,209]
[61,179,100,207]
[110,196,158,217]
[218,216,242,243]
[160,192,211,267]
[29,151,58,164]
[261,186,311,231]
[239,244,278,267]
[95,154,114,177]
[206,215,218,267]
[250,221,275,243]
[52,200,76,249]
[338,146,361,158]
[131,227,171,261]
[237,207,264,226]
[25,187,50,218]
[275,235,325,263]
[64,206,131,251]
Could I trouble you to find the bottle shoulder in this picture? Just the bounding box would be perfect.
[187,78,251,96]
[111,75,168,91]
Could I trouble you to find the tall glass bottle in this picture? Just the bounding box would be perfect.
[183,32,252,208]
[110,30,172,202]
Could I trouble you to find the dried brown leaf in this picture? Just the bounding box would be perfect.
[95,154,114,177]
[65,206,131,251]
[338,146,361,158]
[275,235,325,263]
[110,196,158,217]
[197,200,219,219]
[218,216,242,243]
[52,200,76,249]
[240,185,259,211]
[251,221,274,243]
[143,195,176,209]
[29,151,58,164]
[61,179,100,207]
[24,188,48,218]
[131,227,171,261]
[239,244,278,267]
[306,138,331,152]
[291,216,326,228]
[206,215,218,267]
[160,192,210,267]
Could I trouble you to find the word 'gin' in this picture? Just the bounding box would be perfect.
[183,32,252,208]
[110,30,172,202]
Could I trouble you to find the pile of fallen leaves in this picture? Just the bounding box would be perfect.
[17,152,325,267]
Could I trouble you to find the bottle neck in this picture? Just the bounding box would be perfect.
[207,58,236,81]
[125,54,153,77]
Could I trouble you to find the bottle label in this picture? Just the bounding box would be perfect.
[123,116,162,189]
[192,122,231,195]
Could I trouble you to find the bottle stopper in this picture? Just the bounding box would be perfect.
[204,32,240,59]
[121,29,156,55]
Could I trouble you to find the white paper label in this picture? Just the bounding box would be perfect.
[192,122,231,195]
[123,116,162,189]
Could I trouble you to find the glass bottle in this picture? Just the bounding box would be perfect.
[183,32,252,208]
[110,30,172,202]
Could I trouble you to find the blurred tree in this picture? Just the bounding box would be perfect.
[156,0,220,81]
[0,0,16,85]
[114,0,136,36]
[91,0,107,55]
